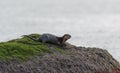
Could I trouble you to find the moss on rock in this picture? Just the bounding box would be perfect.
[0,34,64,61]
[0,33,120,73]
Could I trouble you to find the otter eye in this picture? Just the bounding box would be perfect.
[68,36,71,38]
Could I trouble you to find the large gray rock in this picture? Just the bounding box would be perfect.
[0,43,120,73]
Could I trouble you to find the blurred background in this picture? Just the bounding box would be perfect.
[0,0,120,61]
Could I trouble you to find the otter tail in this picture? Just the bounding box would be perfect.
[22,35,39,41]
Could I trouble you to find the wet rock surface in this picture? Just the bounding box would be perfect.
[0,43,120,73]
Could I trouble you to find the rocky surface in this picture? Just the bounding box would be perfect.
[0,42,120,73]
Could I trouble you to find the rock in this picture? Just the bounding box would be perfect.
[0,34,120,73]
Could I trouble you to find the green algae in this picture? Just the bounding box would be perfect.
[0,34,64,61]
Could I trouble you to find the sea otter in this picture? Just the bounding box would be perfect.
[23,33,71,46]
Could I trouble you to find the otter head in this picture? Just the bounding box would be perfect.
[62,34,71,43]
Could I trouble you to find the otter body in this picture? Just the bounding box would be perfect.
[24,33,71,46]
[38,34,60,45]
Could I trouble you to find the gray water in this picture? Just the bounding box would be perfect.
[0,0,120,62]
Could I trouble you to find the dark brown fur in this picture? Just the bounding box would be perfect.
[58,34,71,46]
[23,34,71,46]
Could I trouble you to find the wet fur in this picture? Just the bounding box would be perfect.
[23,34,71,46]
